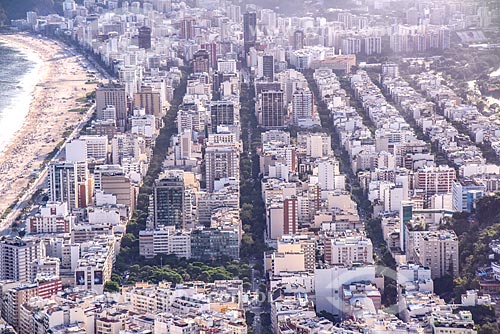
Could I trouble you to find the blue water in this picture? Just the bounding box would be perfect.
[0,40,42,152]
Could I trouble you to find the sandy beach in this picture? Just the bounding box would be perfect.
[0,33,91,216]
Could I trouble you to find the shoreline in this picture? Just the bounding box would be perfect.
[0,38,43,152]
[0,33,91,217]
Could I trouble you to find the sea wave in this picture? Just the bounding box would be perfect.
[0,42,43,153]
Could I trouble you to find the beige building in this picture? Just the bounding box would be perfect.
[278,235,316,272]
[96,318,121,334]
[266,197,299,241]
[2,284,38,331]
[96,84,128,131]
[265,236,319,276]
[94,165,136,210]
[265,251,305,276]
[413,230,459,279]
[134,86,163,124]
[324,231,374,266]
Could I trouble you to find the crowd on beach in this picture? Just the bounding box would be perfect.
[0,34,91,215]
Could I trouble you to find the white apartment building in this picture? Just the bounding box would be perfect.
[47,160,91,209]
[292,88,314,124]
[397,264,432,287]
[139,226,191,259]
[297,132,332,158]
[317,157,344,191]
[27,202,76,234]
[74,236,116,294]
[217,59,237,74]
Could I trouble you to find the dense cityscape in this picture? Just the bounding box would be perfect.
[0,0,498,333]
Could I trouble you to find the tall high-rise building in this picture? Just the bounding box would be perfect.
[257,54,274,81]
[192,49,210,74]
[399,199,423,252]
[134,86,162,120]
[293,30,304,50]
[119,65,139,99]
[96,84,128,131]
[205,145,239,192]
[179,18,195,40]
[451,179,486,213]
[338,12,353,29]
[191,228,240,260]
[153,171,185,228]
[3,283,39,331]
[201,42,218,69]
[363,36,382,55]
[138,26,152,49]
[48,161,91,209]
[227,4,241,24]
[260,90,285,128]
[317,158,342,191]
[243,12,257,53]
[94,165,135,210]
[342,37,362,54]
[413,230,459,279]
[267,197,298,240]
[0,237,45,283]
[415,166,456,199]
[210,101,235,133]
[292,88,314,124]
[283,197,298,235]
[438,27,451,50]
[152,0,172,12]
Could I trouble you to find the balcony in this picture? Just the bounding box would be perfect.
[491,262,500,281]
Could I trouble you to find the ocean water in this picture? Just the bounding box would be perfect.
[0,41,42,153]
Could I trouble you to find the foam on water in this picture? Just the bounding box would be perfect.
[0,41,43,153]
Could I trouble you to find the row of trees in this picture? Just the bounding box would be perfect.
[239,82,267,264]
[238,78,270,334]
[106,69,268,296]
[105,69,189,290]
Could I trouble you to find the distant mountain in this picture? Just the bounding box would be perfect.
[0,0,56,20]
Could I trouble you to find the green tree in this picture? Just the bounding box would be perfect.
[478,322,500,334]
[104,281,120,293]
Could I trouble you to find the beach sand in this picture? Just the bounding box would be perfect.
[0,33,91,216]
